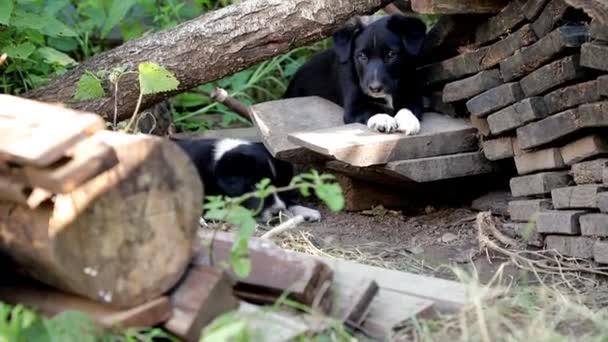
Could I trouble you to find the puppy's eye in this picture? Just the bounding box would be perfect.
[386,51,398,60]
[357,53,368,62]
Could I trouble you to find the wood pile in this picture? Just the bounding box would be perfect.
[416,0,608,262]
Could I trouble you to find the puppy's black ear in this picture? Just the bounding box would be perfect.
[387,15,427,56]
[332,17,364,63]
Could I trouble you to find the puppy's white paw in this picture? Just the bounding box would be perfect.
[395,109,421,136]
[289,205,322,222]
[367,114,398,133]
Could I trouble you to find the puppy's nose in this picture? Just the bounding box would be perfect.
[368,83,384,94]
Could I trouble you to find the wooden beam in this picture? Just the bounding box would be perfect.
[412,0,509,14]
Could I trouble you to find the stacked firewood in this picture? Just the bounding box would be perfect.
[416,0,608,261]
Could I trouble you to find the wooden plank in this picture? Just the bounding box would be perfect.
[599,75,608,97]
[250,96,343,163]
[384,151,499,183]
[171,127,261,142]
[442,69,503,103]
[581,42,608,72]
[195,231,333,311]
[522,0,551,20]
[580,214,608,236]
[474,0,526,46]
[482,137,514,161]
[509,171,571,197]
[311,255,467,313]
[591,20,608,42]
[500,25,590,82]
[0,283,171,329]
[537,210,588,235]
[362,289,436,340]
[543,80,600,115]
[571,159,608,184]
[560,135,608,166]
[424,92,459,116]
[508,198,553,222]
[23,139,118,194]
[545,235,594,258]
[471,190,511,216]
[487,97,548,135]
[470,116,491,137]
[330,277,379,327]
[514,106,608,150]
[288,113,477,167]
[514,147,566,175]
[466,82,525,117]
[164,266,239,342]
[519,55,587,97]
[0,175,31,204]
[531,0,571,38]
[551,184,607,209]
[419,24,537,85]
[411,0,508,14]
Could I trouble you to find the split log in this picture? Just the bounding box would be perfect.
[24,0,392,122]
[0,130,203,308]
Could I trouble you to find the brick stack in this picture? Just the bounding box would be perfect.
[418,0,608,261]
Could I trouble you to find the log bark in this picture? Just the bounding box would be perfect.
[24,0,391,122]
[0,130,203,308]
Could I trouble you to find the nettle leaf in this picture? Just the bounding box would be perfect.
[4,42,36,59]
[73,73,105,102]
[138,62,179,95]
[37,47,77,67]
[0,0,14,25]
[102,0,137,38]
[315,183,344,212]
[42,17,78,37]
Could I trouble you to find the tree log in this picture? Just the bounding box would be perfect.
[24,0,391,122]
[0,130,203,308]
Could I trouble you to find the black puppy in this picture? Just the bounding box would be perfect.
[284,15,427,135]
[173,138,321,222]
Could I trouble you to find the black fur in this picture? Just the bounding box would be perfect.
[172,138,298,214]
[284,15,427,125]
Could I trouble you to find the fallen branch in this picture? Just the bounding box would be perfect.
[25,0,391,122]
[261,215,305,240]
[210,87,252,120]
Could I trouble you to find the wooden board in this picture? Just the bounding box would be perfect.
[250,96,343,163]
[0,95,106,167]
[171,127,261,142]
[412,0,509,14]
[474,0,526,45]
[288,113,477,167]
[195,231,333,312]
[384,151,499,183]
[0,283,171,329]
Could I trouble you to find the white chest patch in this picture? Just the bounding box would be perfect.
[213,138,250,162]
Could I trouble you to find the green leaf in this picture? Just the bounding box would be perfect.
[37,47,77,67]
[42,17,78,37]
[138,62,179,95]
[102,0,137,38]
[4,42,36,59]
[73,73,105,102]
[315,183,344,212]
[230,236,251,278]
[226,206,256,236]
[201,315,249,342]
[44,311,99,342]
[10,9,45,31]
[0,0,14,25]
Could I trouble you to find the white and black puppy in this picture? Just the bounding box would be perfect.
[284,15,427,135]
[173,138,321,222]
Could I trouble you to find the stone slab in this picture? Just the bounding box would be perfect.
[288,113,477,167]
